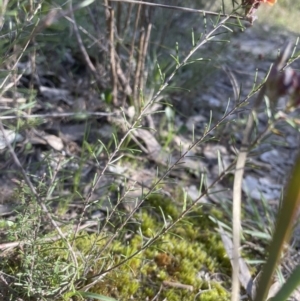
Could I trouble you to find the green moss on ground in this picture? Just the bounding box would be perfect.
[0,194,231,301]
[78,196,231,301]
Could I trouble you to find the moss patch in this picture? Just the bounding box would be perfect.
[80,196,231,300]
[0,195,231,301]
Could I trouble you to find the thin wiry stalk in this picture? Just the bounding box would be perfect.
[74,13,233,243]
[0,39,31,92]
[116,1,122,54]
[108,7,118,105]
[69,1,103,88]
[123,2,133,37]
[135,5,153,106]
[139,22,152,106]
[156,7,176,55]
[146,16,231,117]
[45,156,63,200]
[74,15,233,242]
[83,158,234,286]
[109,0,242,19]
[0,0,9,29]
[27,44,36,116]
[81,83,267,286]
[81,182,139,276]
[103,0,119,104]
[133,19,145,105]
[128,3,142,104]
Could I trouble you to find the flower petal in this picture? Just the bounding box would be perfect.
[264,0,277,6]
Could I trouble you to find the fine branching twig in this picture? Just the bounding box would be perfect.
[79,81,268,287]
[71,14,233,249]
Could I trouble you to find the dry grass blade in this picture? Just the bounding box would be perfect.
[220,228,254,299]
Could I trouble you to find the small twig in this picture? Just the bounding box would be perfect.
[129,3,141,105]
[123,2,133,37]
[162,280,193,291]
[0,271,20,300]
[139,21,152,105]
[0,0,9,28]
[116,1,122,54]
[79,182,141,286]
[108,7,118,105]
[46,156,63,200]
[0,40,31,92]
[150,284,163,301]
[133,24,145,104]
[69,1,103,88]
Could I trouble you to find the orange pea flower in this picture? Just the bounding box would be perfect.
[243,0,277,24]
[263,0,277,5]
[243,0,277,6]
